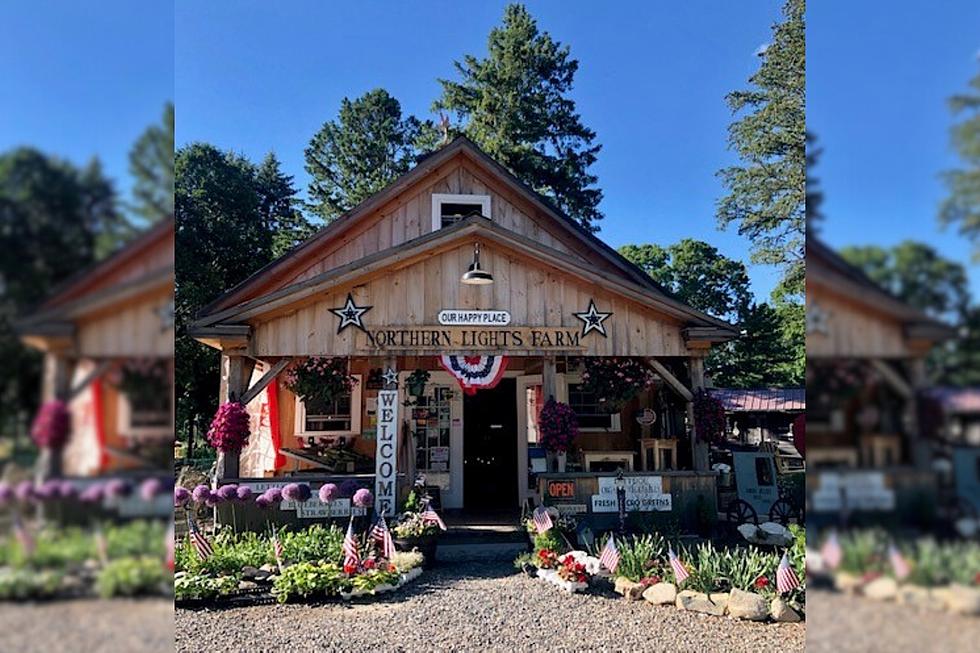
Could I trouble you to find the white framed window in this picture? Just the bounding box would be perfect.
[294,375,362,437]
[564,375,622,432]
[431,193,491,231]
[117,391,172,439]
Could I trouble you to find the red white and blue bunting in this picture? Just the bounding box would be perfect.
[438,355,508,395]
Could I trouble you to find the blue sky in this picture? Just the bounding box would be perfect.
[809,2,980,296]
[0,1,173,209]
[175,1,786,301]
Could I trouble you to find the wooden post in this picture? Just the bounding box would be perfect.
[906,356,929,469]
[215,352,253,482]
[688,354,709,471]
[36,352,74,482]
[542,356,557,401]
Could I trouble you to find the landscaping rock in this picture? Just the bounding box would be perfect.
[237,580,259,591]
[770,597,802,623]
[613,576,645,601]
[896,585,932,609]
[834,572,863,593]
[862,576,898,601]
[241,566,259,579]
[727,589,769,621]
[940,584,980,616]
[259,564,277,573]
[641,582,677,606]
[676,590,729,616]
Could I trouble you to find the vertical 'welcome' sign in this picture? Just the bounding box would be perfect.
[375,390,399,516]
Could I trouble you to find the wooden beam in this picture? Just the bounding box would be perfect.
[67,360,113,401]
[239,358,292,405]
[870,359,913,399]
[647,358,693,402]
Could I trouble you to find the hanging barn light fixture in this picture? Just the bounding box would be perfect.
[461,242,493,285]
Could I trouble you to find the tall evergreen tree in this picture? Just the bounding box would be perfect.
[940,64,980,250]
[806,131,824,232]
[255,152,314,257]
[304,89,427,223]
[435,4,604,232]
[128,102,174,224]
[717,0,805,299]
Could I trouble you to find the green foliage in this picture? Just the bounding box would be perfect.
[280,524,343,566]
[683,542,727,594]
[304,88,432,222]
[271,562,347,603]
[435,4,603,232]
[532,529,563,554]
[0,568,63,600]
[5,526,94,569]
[128,102,174,224]
[389,550,424,573]
[838,529,889,575]
[95,557,168,598]
[616,533,667,582]
[717,0,805,300]
[107,519,167,559]
[177,527,271,576]
[350,567,401,592]
[940,65,980,252]
[174,572,239,601]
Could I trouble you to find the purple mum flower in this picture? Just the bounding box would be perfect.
[352,488,374,509]
[216,484,239,501]
[58,480,77,499]
[339,479,360,498]
[235,486,253,502]
[254,494,272,509]
[15,480,35,503]
[174,486,191,508]
[191,484,212,504]
[318,483,338,503]
[140,477,165,501]
[104,478,133,499]
[262,487,283,503]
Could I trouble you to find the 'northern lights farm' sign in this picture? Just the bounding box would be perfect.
[359,327,587,352]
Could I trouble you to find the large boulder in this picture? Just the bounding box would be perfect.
[770,597,802,623]
[676,590,729,616]
[940,584,980,616]
[833,572,863,594]
[862,576,898,601]
[614,576,645,601]
[642,582,677,606]
[896,585,932,609]
[727,588,769,621]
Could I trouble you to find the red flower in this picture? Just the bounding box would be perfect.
[754,576,770,590]
[641,575,661,587]
[343,562,357,575]
[362,558,376,570]
[974,571,980,586]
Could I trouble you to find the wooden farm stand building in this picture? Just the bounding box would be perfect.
[16,219,174,503]
[190,138,737,528]
[806,238,955,527]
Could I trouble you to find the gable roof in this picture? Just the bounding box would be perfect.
[199,137,674,317]
[710,387,805,413]
[191,214,737,336]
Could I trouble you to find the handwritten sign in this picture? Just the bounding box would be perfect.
[732,452,780,516]
[375,390,399,517]
[438,310,511,326]
[592,475,672,512]
[811,471,896,512]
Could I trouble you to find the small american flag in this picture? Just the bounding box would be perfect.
[343,517,360,569]
[776,552,800,594]
[272,527,285,570]
[889,544,911,581]
[421,501,447,531]
[532,506,553,534]
[820,531,843,570]
[12,513,34,557]
[598,534,620,573]
[370,514,395,560]
[669,547,689,585]
[187,514,213,561]
[94,524,109,566]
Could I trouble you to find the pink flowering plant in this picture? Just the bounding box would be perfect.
[31,400,71,449]
[108,358,169,408]
[579,358,656,412]
[206,401,250,452]
[283,357,357,409]
[538,399,578,453]
[693,389,726,444]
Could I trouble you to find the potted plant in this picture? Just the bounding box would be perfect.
[392,512,441,567]
[406,369,431,399]
[283,357,358,407]
[579,357,656,412]
[538,398,578,472]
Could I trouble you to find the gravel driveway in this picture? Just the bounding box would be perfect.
[0,598,173,653]
[806,590,980,653]
[176,562,804,653]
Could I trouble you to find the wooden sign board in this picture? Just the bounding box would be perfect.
[357,326,587,353]
[375,390,399,517]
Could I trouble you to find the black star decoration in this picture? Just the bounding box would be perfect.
[382,367,398,388]
[573,299,612,338]
[330,293,372,333]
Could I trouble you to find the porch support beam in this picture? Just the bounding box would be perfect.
[869,359,913,399]
[216,352,255,481]
[647,358,693,402]
[542,356,557,401]
[67,359,113,401]
[239,358,292,406]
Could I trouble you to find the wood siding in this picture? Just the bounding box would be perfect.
[76,286,174,358]
[808,282,909,358]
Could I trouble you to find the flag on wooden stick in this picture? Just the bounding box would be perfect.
[421,500,447,531]
[532,506,553,534]
[776,552,800,594]
[669,547,689,585]
[12,513,34,558]
[598,534,620,573]
[187,514,213,561]
[820,530,842,570]
[889,544,911,581]
[343,516,360,569]
[370,514,395,560]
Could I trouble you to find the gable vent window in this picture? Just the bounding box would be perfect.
[431,194,491,231]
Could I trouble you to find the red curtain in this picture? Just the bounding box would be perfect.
[268,377,285,470]
[92,378,108,471]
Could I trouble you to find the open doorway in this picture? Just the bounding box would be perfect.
[463,378,518,510]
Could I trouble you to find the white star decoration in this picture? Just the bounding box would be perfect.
[382,367,398,388]
[806,301,830,335]
[574,299,612,338]
[330,293,372,333]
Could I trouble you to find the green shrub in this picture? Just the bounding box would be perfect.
[106,520,167,559]
[0,568,63,600]
[532,529,563,554]
[390,550,424,572]
[281,524,343,565]
[350,567,401,592]
[95,557,168,598]
[271,562,347,603]
[723,546,775,593]
[174,572,239,601]
[839,529,888,575]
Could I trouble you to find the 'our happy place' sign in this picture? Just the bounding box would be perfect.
[438,309,511,326]
[375,390,399,517]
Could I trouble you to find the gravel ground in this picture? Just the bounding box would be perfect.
[807,590,980,653]
[176,562,804,653]
[0,598,173,653]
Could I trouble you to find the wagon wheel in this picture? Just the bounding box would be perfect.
[727,499,758,526]
[769,498,798,526]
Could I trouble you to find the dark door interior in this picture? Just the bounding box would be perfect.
[463,378,517,509]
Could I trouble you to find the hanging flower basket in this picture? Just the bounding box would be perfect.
[693,389,726,444]
[406,369,430,398]
[579,358,656,412]
[538,399,578,453]
[31,400,71,449]
[108,358,169,408]
[206,401,250,452]
[284,357,357,407]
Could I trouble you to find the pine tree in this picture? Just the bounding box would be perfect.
[435,4,603,232]
[304,89,427,223]
[128,102,174,224]
[717,0,805,299]
[255,152,314,257]
[940,65,980,250]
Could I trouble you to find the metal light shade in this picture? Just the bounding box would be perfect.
[461,243,493,285]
